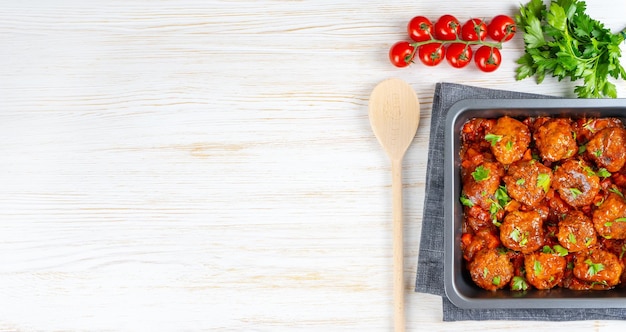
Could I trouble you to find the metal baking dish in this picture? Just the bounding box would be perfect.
[443,98,626,309]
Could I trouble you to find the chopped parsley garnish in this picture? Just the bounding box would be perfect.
[511,276,529,291]
[460,196,474,207]
[581,163,596,177]
[533,260,542,276]
[594,149,602,158]
[584,259,605,277]
[516,178,525,186]
[609,187,624,198]
[542,245,568,256]
[485,133,503,146]
[568,232,577,244]
[569,188,583,198]
[472,165,490,182]
[597,168,612,179]
[510,228,528,246]
[536,173,550,193]
[495,186,510,208]
[553,245,569,256]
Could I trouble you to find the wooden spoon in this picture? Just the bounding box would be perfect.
[368,78,420,332]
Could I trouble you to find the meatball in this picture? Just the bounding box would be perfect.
[593,192,626,239]
[574,117,624,143]
[534,118,578,162]
[486,116,531,165]
[552,159,600,207]
[503,160,552,207]
[586,127,626,173]
[469,248,514,291]
[500,210,544,253]
[524,252,567,289]
[557,211,597,252]
[462,161,505,211]
[573,248,623,287]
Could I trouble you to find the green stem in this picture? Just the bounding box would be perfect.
[409,38,503,50]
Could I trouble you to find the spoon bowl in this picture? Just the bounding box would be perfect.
[368,78,420,332]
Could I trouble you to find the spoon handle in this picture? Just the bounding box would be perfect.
[391,159,405,332]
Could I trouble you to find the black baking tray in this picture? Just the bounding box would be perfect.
[443,98,626,309]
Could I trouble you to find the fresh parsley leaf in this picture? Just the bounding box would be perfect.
[510,228,521,243]
[533,260,543,276]
[512,276,529,291]
[609,186,624,198]
[594,149,602,157]
[472,165,490,182]
[536,173,550,193]
[495,186,510,208]
[553,244,569,256]
[460,196,474,207]
[597,168,611,178]
[584,259,605,277]
[568,232,577,244]
[569,188,583,198]
[492,275,501,286]
[484,133,503,146]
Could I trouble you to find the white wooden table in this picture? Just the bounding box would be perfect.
[2,1,625,330]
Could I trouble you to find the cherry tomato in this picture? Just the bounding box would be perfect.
[474,46,501,72]
[446,43,472,68]
[389,41,415,68]
[434,14,460,41]
[407,16,433,42]
[418,43,445,66]
[487,15,516,42]
[461,18,487,41]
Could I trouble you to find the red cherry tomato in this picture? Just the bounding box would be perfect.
[407,16,433,42]
[487,15,516,42]
[474,46,501,72]
[418,43,445,66]
[446,43,473,68]
[389,41,415,68]
[434,15,460,41]
[461,18,487,41]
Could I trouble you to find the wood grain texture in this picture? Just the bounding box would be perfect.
[1,0,626,331]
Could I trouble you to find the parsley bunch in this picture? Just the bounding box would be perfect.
[516,0,626,98]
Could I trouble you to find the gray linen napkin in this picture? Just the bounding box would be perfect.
[414,82,626,321]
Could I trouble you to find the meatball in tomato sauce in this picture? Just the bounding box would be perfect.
[557,210,597,252]
[462,162,505,211]
[503,160,552,207]
[586,127,626,173]
[469,248,514,291]
[552,159,600,207]
[573,248,623,287]
[534,118,578,162]
[524,252,566,289]
[500,210,544,253]
[593,192,626,240]
[486,116,531,165]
